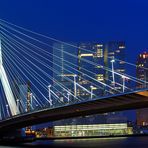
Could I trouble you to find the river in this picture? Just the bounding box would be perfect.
[1,136,148,147]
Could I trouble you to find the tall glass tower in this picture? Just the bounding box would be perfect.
[77,42,105,97]
[136,52,148,126]
[52,43,78,103]
[105,41,126,92]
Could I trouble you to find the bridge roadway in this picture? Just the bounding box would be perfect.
[0,90,147,132]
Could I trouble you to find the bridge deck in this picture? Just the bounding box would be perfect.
[0,91,147,131]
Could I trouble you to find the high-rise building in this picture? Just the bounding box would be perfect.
[53,41,126,99]
[106,41,126,91]
[136,52,148,89]
[77,41,126,96]
[77,41,127,121]
[136,52,148,126]
[52,43,78,103]
[77,42,105,97]
[105,41,126,117]
[52,41,127,126]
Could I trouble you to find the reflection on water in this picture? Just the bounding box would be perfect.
[1,137,148,148]
[28,136,148,148]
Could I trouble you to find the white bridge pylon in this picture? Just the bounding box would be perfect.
[0,40,19,116]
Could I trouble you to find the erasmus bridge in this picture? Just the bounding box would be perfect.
[0,19,147,134]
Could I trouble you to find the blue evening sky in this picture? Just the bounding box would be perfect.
[0,0,148,63]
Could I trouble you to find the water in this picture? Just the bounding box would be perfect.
[1,136,148,147]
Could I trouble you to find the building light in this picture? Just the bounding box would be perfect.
[109,52,115,55]
[96,74,104,81]
[96,65,103,68]
[90,86,98,90]
[110,59,115,63]
[116,69,125,72]
[96,44,103,47]
[119,46,125,49]
[97,78,104,81]
[116,50,120,53]
[60,74,76,77]
[119,61,125,64]
[79,53,93,57]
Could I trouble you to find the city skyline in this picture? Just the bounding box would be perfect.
[0,0,147,65]
[0,0,147,145]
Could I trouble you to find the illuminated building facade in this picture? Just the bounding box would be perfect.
[36,123,133,137]
[52,41,127,125]
[77,43,105,97]
[52,43,78,103]
[77,41,126,96]
[136,52,148,126]
[136,52,148,89]
[53,41,126,98]
[53,123,133,137]
[105,41,126,91]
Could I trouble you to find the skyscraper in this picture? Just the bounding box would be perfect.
[77,41,126,96]
[77,42,105,97]
[77,41,127,122]
[136,52,148,126]
[106,41,126,92]
[103,41,126,117]
[52,43,78,103]
[136,52,148,89]
[52,41,127,125]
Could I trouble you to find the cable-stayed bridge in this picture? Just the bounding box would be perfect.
[0,19,147,132]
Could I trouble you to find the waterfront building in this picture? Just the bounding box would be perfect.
[52,41,127,126]
[52,41,126,99]
[52,43,78,103]
[105,41,126,92]
[136,52,148,126]
[136,52,148,89]
[77,42,105,97]
[36,123,133,137]
[53,123,133,137]
[77,41,126,96]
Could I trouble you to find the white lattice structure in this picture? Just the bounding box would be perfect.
[0,40,19,116]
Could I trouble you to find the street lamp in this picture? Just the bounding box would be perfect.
[16,99,20,114]
[30,93,33,110]
[48,85,53,106]
[67,92,70,104]
[6,104,10,117]
[73,75,77,97]
[90,85,93,99]
[111,58,115,86]
[122,75,129,93]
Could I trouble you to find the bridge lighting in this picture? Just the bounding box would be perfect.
[48,85,53,106]
[122,75,129,93]
[58,74,77,97]
[36,104,39,108]
[111,59,115,63]
[110,58,115,86]
[30,93,33,109]
[6,104,10,117]
[67,92,70,104]
[73,75,77,97]
[90,85,93,99]
[16,99,20,114]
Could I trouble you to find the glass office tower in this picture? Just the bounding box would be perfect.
[52,43,78,104]
[136,52,148,126]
